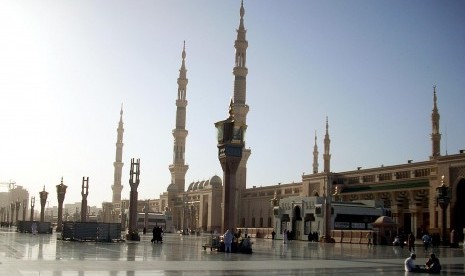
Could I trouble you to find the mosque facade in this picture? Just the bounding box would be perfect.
[106,1,465,241]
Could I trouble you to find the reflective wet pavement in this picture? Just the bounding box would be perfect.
[1,228,464,275]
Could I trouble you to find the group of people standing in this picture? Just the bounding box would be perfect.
[151,226,163,243]
[222,229,252,253]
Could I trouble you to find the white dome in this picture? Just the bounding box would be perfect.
[209,175,222,187]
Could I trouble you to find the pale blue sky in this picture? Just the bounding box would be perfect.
[0,0,464,206]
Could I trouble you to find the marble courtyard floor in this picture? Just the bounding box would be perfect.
[0,228,464,275]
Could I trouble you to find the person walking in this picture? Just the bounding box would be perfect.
[450,229,458,248]
[422,232,431,252]
[408,232,415,252]
[223,229,234,253]
[366,232,373,247]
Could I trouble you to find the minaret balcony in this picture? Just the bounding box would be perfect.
[176,99,188,107]
[172,129,188,138]
[234,40,248,49]
[233,67,248,76]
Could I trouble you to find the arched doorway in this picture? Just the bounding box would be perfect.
[453,178,465,241]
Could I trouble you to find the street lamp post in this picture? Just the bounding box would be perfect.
[436,175,450,245]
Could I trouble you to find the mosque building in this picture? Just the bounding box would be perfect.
[104,1,465,242]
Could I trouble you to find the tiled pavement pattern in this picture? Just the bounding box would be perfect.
[1,228,463,275]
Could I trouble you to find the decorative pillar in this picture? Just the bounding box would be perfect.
[270,190,279,231]
[127,158,141,241]
[81,177,89,222]
[15,199,20,225]
[436,175,450,244]
[181,194,188,234]
[22,199,27,221]
[10,202,15,225]
[39,186,48,222]
[215,102,245,233]
[144,200,149,232]
[120,201,127,231]
[30,196,35,222]
[56,178,68,232]
[322,175,335,242]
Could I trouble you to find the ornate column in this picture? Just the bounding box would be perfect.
[80,177,89,222]
[436,175,450,244]
[56,178,68,232]
[215,102,245,233]
[30,197,35,222]
[322,175,335,242]
[409,205,418,235]
[15,199,20,225]
[270,190,279,231]
[22,199,27,221]
[389,192,399,225]
[120,201,127,231]
[127,158,140,241]
[143,200,149,232]
[39,186,48,222]
[10,202,15,225]
[0,207,4,224]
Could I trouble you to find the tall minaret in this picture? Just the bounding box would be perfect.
[323,117,331,173]
[112,105,124,203]
[430,85,441,159]
[313,131,319,174]
[169,42,189,192]
[232,0,251,191]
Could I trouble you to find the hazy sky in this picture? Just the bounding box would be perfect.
[1,0,464,207]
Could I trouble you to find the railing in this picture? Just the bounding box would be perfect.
[235,227,274,238]
[61,221,122,242]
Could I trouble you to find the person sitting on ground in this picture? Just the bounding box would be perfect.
[425,253,442,274]
[404,253,424,272]
[241,235,253,253]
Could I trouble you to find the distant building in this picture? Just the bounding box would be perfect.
[274,196,385,240]
[104,2,465,242]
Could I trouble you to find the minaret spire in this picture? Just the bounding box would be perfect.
[430,85,441,159]
[313,131,319,174]
[230,1,251,193]
[112,105,124,203]
[169,42,189,192]
[323,117,331,173]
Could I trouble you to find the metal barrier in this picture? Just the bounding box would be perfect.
[16,221,52,234]
[61,221,122,242]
